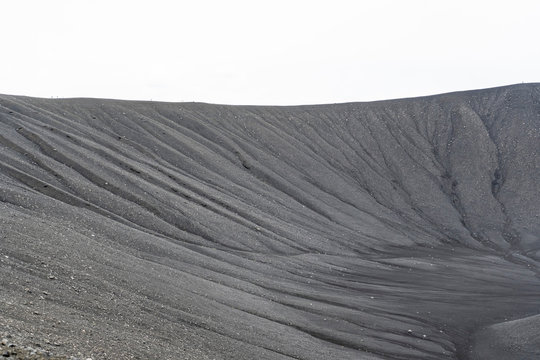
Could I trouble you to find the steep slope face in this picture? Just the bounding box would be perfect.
[0,84,539,359]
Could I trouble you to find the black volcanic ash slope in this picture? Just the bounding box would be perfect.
[0,84,539,359]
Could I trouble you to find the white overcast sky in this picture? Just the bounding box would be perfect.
[1,0,539,105]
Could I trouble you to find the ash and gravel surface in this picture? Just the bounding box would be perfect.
[1,84,540,359]
[0,333,81,359]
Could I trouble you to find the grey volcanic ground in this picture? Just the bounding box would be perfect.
[1,84,540,359]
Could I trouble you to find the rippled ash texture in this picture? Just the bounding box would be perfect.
[1,84,539,359]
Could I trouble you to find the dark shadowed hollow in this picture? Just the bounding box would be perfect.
[1,84,539,359]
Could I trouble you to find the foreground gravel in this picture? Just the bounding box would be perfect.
[1,333,90,359]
